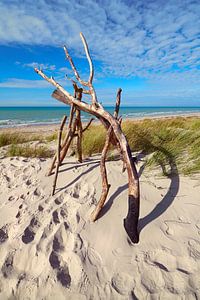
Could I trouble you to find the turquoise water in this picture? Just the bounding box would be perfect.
[0,106,200,128]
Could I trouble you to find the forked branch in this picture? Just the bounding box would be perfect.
[63,32,97,106]
[63,47,88,87]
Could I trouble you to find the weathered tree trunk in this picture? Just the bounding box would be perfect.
[35,32,140,243]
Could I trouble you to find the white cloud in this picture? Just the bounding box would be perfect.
[0,76,72,88]
[23,62,56,71]
[0,0,199,81]
[0,78,51,88]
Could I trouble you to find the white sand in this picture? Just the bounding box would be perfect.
[0,155,200,299]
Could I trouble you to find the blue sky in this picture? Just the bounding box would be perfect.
[0,0,199,107]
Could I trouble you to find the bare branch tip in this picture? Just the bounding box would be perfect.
[80,32,86,43]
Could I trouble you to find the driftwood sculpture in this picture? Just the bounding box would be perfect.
[35,33,140,243]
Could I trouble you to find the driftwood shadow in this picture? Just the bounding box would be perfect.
[98,183,128,219]
[98,145,180,234]
[55,161,99,194]
[51,157,100,175]
[138,147,180,233]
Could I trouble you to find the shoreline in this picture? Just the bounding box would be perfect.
[0,112,200,133]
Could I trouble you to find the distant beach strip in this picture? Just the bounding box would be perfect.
[1,106,200,128]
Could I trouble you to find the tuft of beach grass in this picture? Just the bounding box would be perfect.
[81,117,200,175]
[1,116,200,174]
[7,144,53,158]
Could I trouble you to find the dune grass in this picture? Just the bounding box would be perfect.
[2,117,200,174]
[0,130,60,147]
[82,117,200,175]
[45,132,58,142]
[0,132,42,147]
[82,125,106,157]
[7,144,53,158]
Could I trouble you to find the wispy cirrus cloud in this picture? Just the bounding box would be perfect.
[0,78,51,88]
[0,77,70,88]
[0,0,199,81]
[23,62,56,71]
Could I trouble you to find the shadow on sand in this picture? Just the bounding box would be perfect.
[98,145,180,235]
[138,146,179,233]
[54,144,179,235]
[56,159,100,193]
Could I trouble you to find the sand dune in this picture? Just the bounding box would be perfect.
[0,155,200,299]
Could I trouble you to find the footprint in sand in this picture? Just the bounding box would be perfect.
[25,179,32,186]
[16,202,28,224]
[70,181,95,204]
[52,210,60,224]
[92,283,112,300]
[160,219,191,239]
[1,174,11,188]
[49,229,72,288]
[176,256,198,274]
[111,272,135,296]
[38,205,44,212]
[73,234,83,254]
[15,277,38,300]
[52,225,71,253]
[60,206,68,219]
[87,247,102,267]
[59,202,81,232]
[8,195,16,202]
[14,168,23,177]
[1,252,14,278]
[56,264,71,288]
[0,226,9,244]
[141,266,165,293]
[36,221,55,252]
[22,216,41,244]
[162,271,187,294]
[37,218,71,253]
[145,249,177,272]
[54,194,64,205]
[33,187,43,197]
[22,192,69,245]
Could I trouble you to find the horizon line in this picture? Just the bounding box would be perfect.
[1,105,200,108]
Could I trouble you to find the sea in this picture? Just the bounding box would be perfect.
[0,106,200,128]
